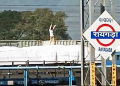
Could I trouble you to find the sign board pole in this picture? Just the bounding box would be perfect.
[112,51,116,85]
[100,0,106,85]
[89,0,95,85]
[111,0,116,85]
[80,0,85,85]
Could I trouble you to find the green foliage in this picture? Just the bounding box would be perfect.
[0,9,71,40]
[0,10,22,40]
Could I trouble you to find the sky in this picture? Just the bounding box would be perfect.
[0,0,119,40]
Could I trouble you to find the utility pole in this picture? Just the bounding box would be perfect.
[80,0,85,85]
[100,0,106,85]
[89,0,95,85]
[111,0,116,85]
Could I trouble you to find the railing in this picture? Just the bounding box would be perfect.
[55,40,89,46]
[0,40,90,47]
[0,40,42,47]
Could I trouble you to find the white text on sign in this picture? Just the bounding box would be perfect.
[91,31,119,39]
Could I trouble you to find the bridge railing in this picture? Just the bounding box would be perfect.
[0,40,42,47]
[0,40,90,47]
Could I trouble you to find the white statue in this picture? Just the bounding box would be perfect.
[49,24,56,45]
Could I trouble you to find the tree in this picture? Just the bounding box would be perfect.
[0,10,22,40]
[14,8,71,40]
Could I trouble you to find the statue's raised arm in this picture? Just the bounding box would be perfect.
[53,25,56,30]
[49,24,52,30]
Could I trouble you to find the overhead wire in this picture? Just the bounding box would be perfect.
[0,5,80,6]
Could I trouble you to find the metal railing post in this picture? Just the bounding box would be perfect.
[69,68,73,86]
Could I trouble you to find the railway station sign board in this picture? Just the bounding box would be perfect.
[83,10,120,59]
